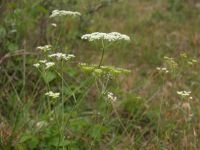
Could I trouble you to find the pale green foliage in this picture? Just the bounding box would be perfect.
[79,63,131,76]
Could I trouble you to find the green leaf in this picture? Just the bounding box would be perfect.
[42,71,57,84]
[88,124,107,140]
[19,133,32,143]
[70,118,89,132]
[48,137,72,147]
[28,136,39,149]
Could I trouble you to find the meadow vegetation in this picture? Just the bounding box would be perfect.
[0,0,200,149]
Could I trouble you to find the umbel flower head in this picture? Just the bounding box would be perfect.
[50,10,81,18]
[81,32,130,42]
[45,91,60,99]
[33,60,55,70]
[37,45,52,52]
[33,63,40,68]
[156,67,169,73]
[177,91,191,97]
[107,92,117,102]
[45,62,55,69]
[49,53,75,61]
[39,59,47,64]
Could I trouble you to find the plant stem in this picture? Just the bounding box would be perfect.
[98,40,105,68]
[61,60,64,148]
[22,49,26,101]
[61,60,64,119]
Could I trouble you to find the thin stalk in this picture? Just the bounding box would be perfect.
[61,60,64,123]
[61,60,65,149]
[3,69,22,105]
[156,75,165,144]
[22,49,26,101]
[46,71,51,113]
[54,69,77,103]
[98,40,105,68]
[38,69,51,113]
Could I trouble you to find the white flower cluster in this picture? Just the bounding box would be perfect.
[177,91,191,97]
[49,53,75,61]
[37,45,52,52]
[45,91,60,99]
[81,32,130,42]
[45,62,55,69]
[156,67,169,73]
[39,59,47,64]
[33,60,55,70]
[33,63,40,68]
[50,10,81,18]
[107,92,117,102]
[51,23,57,27]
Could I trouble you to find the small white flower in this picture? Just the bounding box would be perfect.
[49,53,75,61]
[177,91,191,97]
[66,54,75,60]
[39,59,47,64]
[51,23,57,27]
[37,45,52,52]
[156,67,169,73]
[45,91,60,99]
[50,10,81,18]
[107,92,117,102]
[156,67,161,70]
[45,62,55,69]
[81,32,130,42]
[33,63,40,68]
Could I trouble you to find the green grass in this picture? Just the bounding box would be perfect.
[1,0,200,149]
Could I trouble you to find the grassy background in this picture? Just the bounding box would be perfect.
[1,0,200,149]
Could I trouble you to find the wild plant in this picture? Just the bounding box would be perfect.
[31,9,131,149]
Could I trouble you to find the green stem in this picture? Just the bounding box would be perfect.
[61,60,64,120]
[43,69,51,113]
[61,60,64,148]
[22,49,26,101]
[98,40,105,68]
